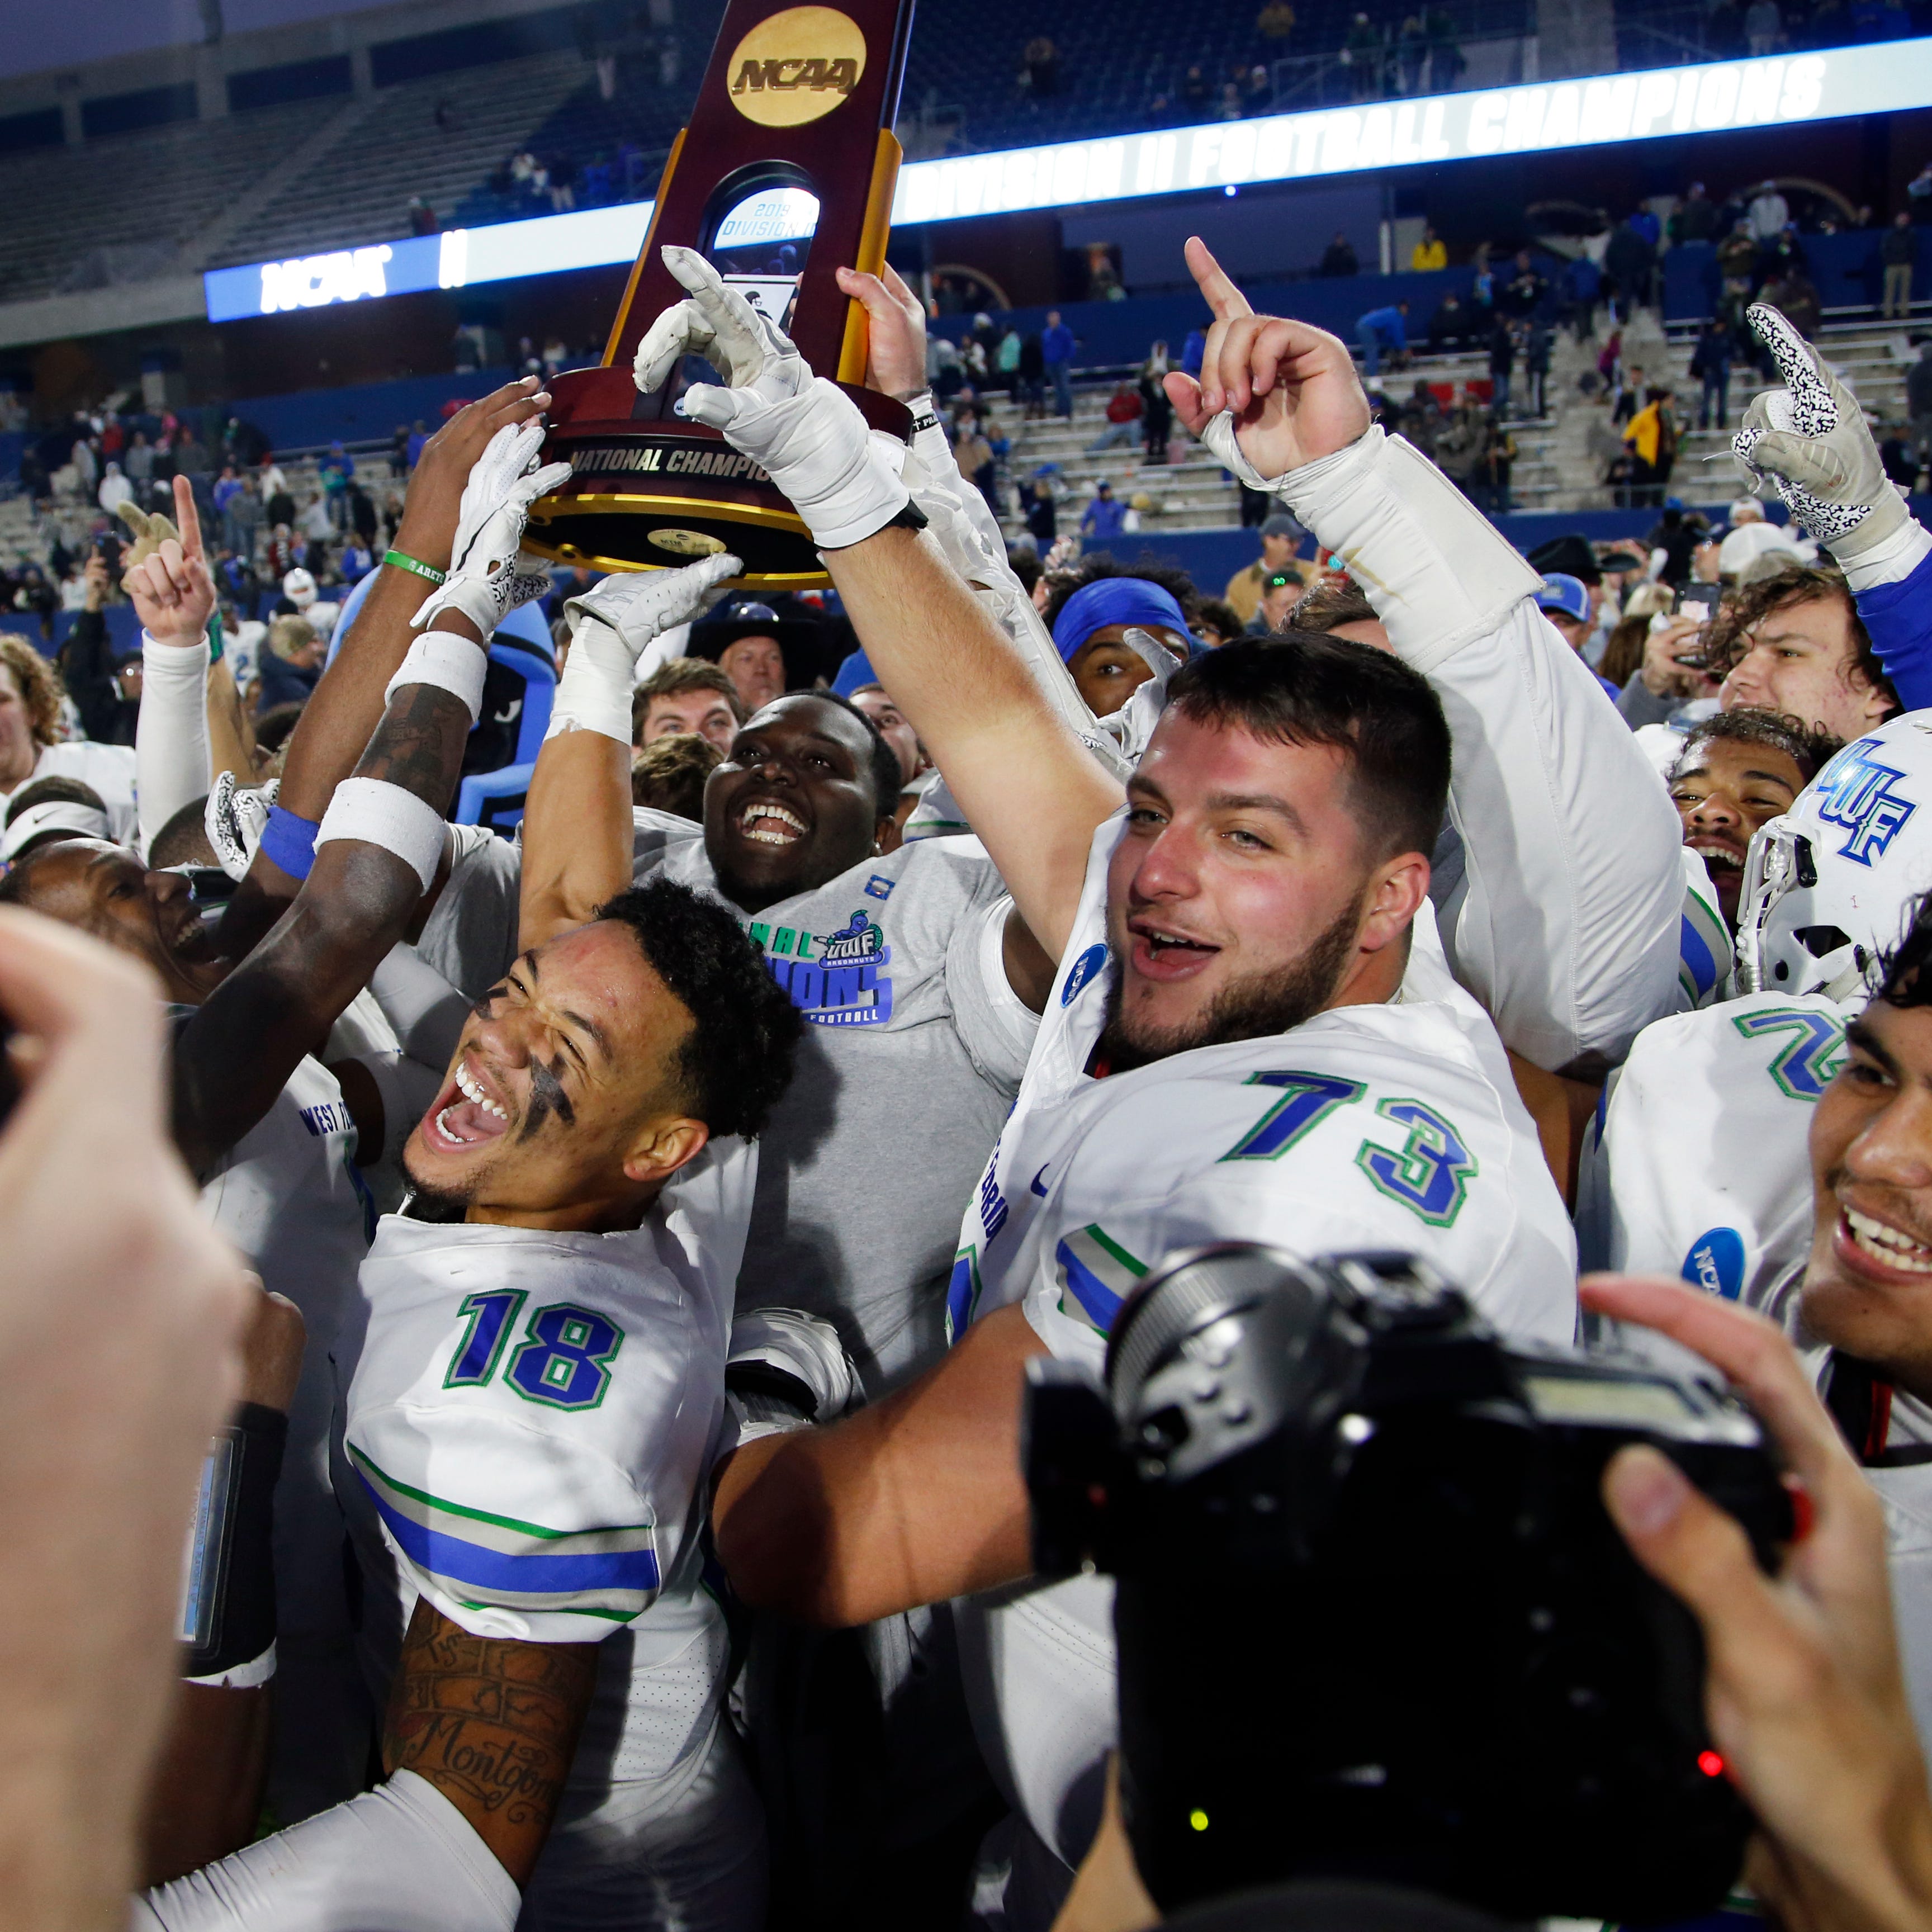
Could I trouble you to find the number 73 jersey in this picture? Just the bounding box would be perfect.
[953,910,1579,1367]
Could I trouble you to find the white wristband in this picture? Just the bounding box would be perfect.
[315,778,448,893]
[185,1640,276,1690]
[384,632,489,722]
[547,612,635,745]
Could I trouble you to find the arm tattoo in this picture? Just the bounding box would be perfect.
[382,1599,598,1884]
[353,680,476,812]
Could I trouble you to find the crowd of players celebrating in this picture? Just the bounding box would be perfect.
[9,233,1932,1932]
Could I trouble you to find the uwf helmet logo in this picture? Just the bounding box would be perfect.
[1815,738,1919,866]
[820,910,884,965]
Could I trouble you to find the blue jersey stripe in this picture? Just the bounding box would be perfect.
[362,1475,662,1598]
[1057,1239,1124,1330]
[1680,911,1718,998]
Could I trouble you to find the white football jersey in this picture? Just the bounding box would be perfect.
[338,1138,753,1795]
[1579,992,1846,1318]
[21,737,138,842]
[952,812,1578,1876]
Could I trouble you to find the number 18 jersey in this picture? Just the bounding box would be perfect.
[338,1138,754,1790]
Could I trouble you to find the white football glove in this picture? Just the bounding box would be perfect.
[725,1306,858,1441]
[203,771,278,883]
[551,550,742,744]
[632,245,911,550]
[1732,304,1909,570]
[413,420,571,637]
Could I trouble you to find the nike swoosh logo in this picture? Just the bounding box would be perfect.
[1030,1165,1050,1196]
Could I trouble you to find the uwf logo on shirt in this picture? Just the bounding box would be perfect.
[746,908,894,1027]
[1815,738,1918,866]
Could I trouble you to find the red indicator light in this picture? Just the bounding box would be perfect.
[1697,1750,1725,1778]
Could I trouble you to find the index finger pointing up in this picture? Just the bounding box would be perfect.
[1185,235,1254,323]
[172,473,204,563]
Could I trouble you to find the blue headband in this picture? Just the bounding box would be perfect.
[1050,578,1192,665]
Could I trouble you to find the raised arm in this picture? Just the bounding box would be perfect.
[218,380,550,944]
[1732,302,1932,710]
[126,478,215,855]
[518,551,738,951]
[1169,238,1682,1071]
[171,431,567,1175]
[633,247,1120,959]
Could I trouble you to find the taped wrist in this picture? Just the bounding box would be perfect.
[259,802,320,880]
[1838,504,1932,593]
[385,631,488,722]
[547,611,636,744]
[181,1403,285,1685]
[315,777,447,893]
[1272,426,1542,672]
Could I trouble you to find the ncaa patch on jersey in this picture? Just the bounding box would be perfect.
[864,874,894,900]
[1683,1226,1747,1301]
[1061,941,1110,1007]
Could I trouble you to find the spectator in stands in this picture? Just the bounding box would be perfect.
[123,432,154,504]
[1356,298,1408,376]
[1342,12,1381,95]
[632,660,745,755]
[1425,4,1466,83]
[1223,514,1305,626]
[1041,310,1075,418]
[1884,209,1919,316]
[1498,249,1550,319]
[1622,387,1678,507]
[1181,325,1206,377]
[1486,317,1517,417]
[1749,178,1792,240]
[1020,471,1057,545]
[1017,331,1045,416]
[1079,480,1126,543]
[1244,63,1273,110]
[1192,599,1243,646]
[255,615,323,715]
[1534,572,1600,668]
[690,600,824,709]
[1434,386,1488,496]
[1427,289,1475,350]
[1523,319,1552,418]
[406,197,436,237]
[1606,215,1658,315]
[1086,382,1144,453]
[1673,181,1721,243]
[1409,225,1447,271]
[1181,63,1211,111]
[1717,217,1760,294]
[1746,0,1782,50]
[1319,229,1360,277]
[954,410,999,518]
[1910,339,1932,461]
[1244,569,1303,636]
[1692,318,1734,428]
[225,473,262,565]
[994,326,1022,397]
[1881,419,1922,490]
[404,420,429,468]
[96,463,130,517]
[1762,265,1824,338]
[1256,0,1296,41]
[1396,14,1429,91]
[1022,35,1059,95]
[1398,377,1444,455]
[1140,345,1175,463]
[1647,502,1705,587]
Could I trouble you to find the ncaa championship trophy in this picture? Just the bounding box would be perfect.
[522,0,916,588]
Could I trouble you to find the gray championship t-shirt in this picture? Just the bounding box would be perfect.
[416,814,1038,1393]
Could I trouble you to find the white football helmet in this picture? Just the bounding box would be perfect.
[1737,710,1932,1000]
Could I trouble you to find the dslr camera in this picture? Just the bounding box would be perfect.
[1024,1248,1791,1922]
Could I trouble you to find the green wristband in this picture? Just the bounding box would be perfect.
[384,548,447,585]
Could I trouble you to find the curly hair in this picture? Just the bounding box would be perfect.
[593,876,802,1140]
[1703,564,1898,716]
[1666,706,1841,789]
[0,637,66,748]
